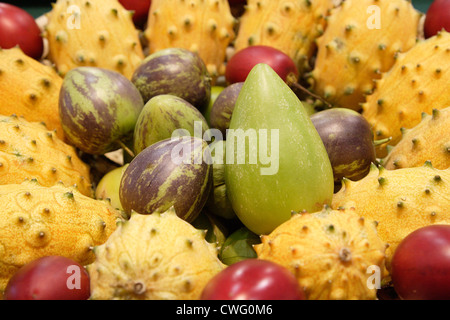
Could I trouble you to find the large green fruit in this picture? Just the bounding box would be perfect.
[59,67,144,155]
[133,94,209,155]
[225,63,334,235]
[119,136,212,222]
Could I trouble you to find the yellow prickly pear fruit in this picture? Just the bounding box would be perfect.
[144,0,236,79]
[332,163,450,267]
[87,208,226,300]
[362,31,450,158]
[0,114,93,197]
[254,205,387,300]
[382,108,450,170]
[0,47,65,141]
[234,0,336,75]
[0,180,123,292]
[310,0,421,111]
[45,0,144,79]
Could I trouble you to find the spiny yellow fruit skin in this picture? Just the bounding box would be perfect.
[0,115,93,197]
[45,0,144,79]
[254,206,387,300]
[0,180,123,292]
[87,208,226,300]
[144,0,236,79]
[332,163,450,268]
[234,0,336,74]
[362,31,450,158]
[382,108,450,170]
[310,0,421,111]
[0,47,65,141]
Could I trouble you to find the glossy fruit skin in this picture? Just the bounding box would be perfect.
[4,256,90,300]
[59,67,144,155]
[118,0,151,29]
[120,137,212,222]
[95,164,129,213]
[133,94,209,155]
[310,108,376,185]
[203,86,225,126]
[201,259,305,300]
[391,225,450,300]
[210,82,244,137]
[225,45,298,84]
[132,48,211,112]
[424,0,450,38]
[225,64,333,235]
[0,3,44,60]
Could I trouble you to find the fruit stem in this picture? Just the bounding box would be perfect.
[117,140,135,159]
[373,137,392,147]
[339,247,352,262]
[286,73,333,109]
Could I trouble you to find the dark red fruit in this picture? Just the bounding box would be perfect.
[424,0,450,38]
[201,259,305,300]
[119,0,151,29]
[4,256,90,300]
[0,3,44,60]
[391,225,450,300]
[225,45,298,84]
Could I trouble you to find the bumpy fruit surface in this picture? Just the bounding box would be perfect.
[234,0,336,75]
[45,0,144,79]
[144,0,236,79]
[0,47,64,140]
[0,115,92,197]
[254,206,387,300]
[310,0,421,111]
[382,108,450,170]
[87,208,225,300]
[332,163,450,266]
[362,31,450,158]
[0,180,123,292]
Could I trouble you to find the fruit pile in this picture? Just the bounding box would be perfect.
[0,0,449,300]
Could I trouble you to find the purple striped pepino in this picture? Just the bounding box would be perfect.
[131,48,211,112]
[119,136,213,222]
[59,67,144,155]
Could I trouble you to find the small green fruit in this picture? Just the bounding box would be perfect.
[95,164,129,213]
